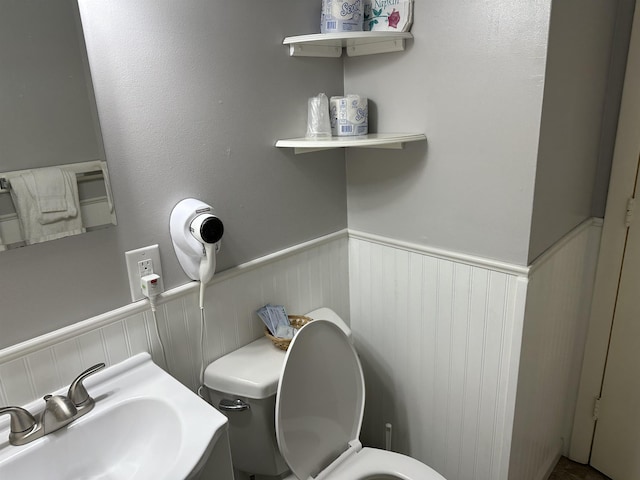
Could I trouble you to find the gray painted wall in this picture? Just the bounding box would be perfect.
[0,0,104,172]
[0,0,346,349]
[345,1,552,265]
[528,0,625,262]
[1,0,634,348]
[591,0,637,218]
[345,0,632,266]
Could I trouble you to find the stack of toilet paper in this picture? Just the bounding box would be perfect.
[321,0,364,33]
[330,95,368,136]
[364,0,413,31]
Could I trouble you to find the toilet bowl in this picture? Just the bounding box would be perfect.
[204,308,445,480]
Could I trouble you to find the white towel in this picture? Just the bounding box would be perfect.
[8,168,85,245]
[32,167,78,223]
[32,167,67,213]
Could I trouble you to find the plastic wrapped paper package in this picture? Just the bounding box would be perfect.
[306,93,332,138]
[321,0,364,33]
[330,95,368,136]
[364,0,413,31]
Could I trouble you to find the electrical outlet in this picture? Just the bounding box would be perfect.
[125,245,163,302]
[138,259,153,277]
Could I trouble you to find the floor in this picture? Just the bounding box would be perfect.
[549,457,611,480]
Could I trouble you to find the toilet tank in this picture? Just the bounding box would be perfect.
[203,307,351,476]
[205,337,288,476]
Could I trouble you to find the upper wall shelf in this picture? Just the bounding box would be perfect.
[275,133,426,154]
[283,32,413,58]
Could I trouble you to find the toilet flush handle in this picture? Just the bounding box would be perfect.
[218,398,250,412]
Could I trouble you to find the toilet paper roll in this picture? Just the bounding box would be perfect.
[321,0,364,33]
[330,95,368,136]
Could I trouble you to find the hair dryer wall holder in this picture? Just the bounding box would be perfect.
[169,198,224,284]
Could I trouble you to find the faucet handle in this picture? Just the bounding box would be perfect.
[0,406,37,434]
[67,363,105,407]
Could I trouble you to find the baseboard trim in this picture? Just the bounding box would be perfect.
[536,451,562,480]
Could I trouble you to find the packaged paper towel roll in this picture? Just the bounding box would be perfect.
[330,95,368,136]
[321,0,364,33]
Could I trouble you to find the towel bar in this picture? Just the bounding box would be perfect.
[0,170,103,194]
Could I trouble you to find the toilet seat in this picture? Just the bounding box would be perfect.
[324,448,446,480]
[275,320,445,480]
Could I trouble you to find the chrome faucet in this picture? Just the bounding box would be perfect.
[0,363,105,446]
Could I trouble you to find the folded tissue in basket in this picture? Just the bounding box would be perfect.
[257,304,297,339]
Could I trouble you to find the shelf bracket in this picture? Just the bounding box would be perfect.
[359,142,405,150]
[288,44,342,58]
[293,147,334,154]
[346,38,406,57]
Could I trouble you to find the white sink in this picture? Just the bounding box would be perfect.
[0,353,229,479]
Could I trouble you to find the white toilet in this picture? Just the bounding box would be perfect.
[204,308,445,480]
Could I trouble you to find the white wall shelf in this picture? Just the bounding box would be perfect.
[275,133,426,154]
[283,32,413,57]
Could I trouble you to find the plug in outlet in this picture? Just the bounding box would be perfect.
[125,245,164,301]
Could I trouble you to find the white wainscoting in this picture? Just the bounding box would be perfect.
[348,219,601,480]
[348,233,528,480]
[508,220,602,480]
[0,231,349,412]
[0,220,601,480]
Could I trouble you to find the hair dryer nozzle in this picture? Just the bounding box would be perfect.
[191,214,224,244]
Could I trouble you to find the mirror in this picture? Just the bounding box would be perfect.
[0,0,116,250]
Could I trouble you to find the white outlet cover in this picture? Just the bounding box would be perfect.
[125,245,164,302]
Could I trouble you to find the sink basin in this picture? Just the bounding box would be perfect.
[0,353,229,479]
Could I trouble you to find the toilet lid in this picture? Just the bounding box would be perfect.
[275,320,365,480]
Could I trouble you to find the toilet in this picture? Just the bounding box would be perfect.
[204,308,445,480]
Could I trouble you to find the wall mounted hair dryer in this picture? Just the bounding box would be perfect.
[170,198,224,308]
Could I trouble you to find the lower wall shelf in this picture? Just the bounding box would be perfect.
[275,133,427,154]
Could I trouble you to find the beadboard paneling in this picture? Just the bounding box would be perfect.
[348,236,527,480]
[0,221,600,480]
[0,233,349,413]
[348,219,601,480]
[508,222,601,480]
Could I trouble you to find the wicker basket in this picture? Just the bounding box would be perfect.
[264,315,312,351]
